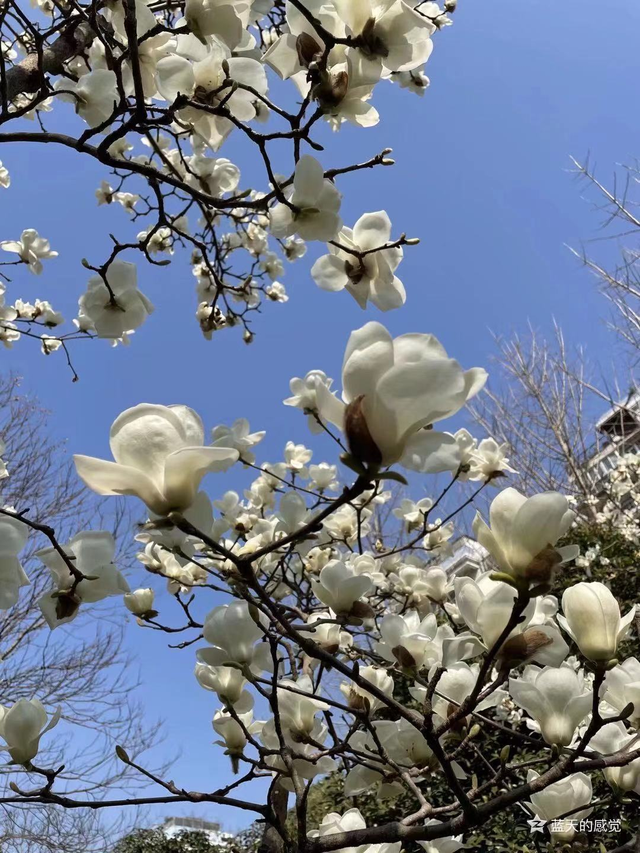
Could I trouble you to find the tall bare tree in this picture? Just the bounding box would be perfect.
[0,374,163,853]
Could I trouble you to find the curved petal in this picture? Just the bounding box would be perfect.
[156,55,196,102]
[400,429,461,473]
[315,381,346,430]
[311,253,349,292]
[163,446,239,511]
[353,211,392,251]
[342,322,394,403]
[74,454,166,514]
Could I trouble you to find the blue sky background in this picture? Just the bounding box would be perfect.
[1,0,640,834]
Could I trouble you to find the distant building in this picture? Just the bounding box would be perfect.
[584,389,640,496]
[439,535,488,579]
[159,817,232,846]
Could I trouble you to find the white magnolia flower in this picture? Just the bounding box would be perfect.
[526,770,592,842]
[334,0,434,72]
[36,530,130,628]
[78,261,154,340]
[0,512,29,610]
[200,600,270,669]
[393,497,432,530]
[473,487,577,581]
[277,675,329,737]
[260,717,336,787]
[0,699,61,765]
[284,370,334,433]
[590,721,640,793]
[74,404,239,515]
[284,441,312,475]
[55,69,118,127]
[270,156,342,242]
[184,0,251,49]
[309,808,401,853]
[124,587,155,616]
[311,211,405,311]
[213,707,259,765]
[265,281,288,303]
[0,229,58,274]
[186,155,240,197]
[418,661,505,723]
[340,665,394,714]
[299,611,352,652]
[509,664,592,746]
[376,610,441,669]
[195,661,252,710]
[311,559,373,615]
[417,821,464,853]
[470,437,516,481]
[558,582,636,663]
[394,67,430,96]
[455,572,568,665]
[602,657,640,727]
[0,160,10,189]
[212,418,265,465]
[315,322,486,471]
[309,463,338,492]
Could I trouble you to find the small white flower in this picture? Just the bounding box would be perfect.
[0,229,58,274]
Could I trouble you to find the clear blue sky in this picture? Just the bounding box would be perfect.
[2,0,640,833]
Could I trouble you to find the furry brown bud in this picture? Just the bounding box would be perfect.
[499,628,553,665]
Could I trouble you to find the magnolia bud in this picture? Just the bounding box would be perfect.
[524,546,562,583]
[499,628,552,665]
[296,32,322,68]
[344,395,382,466]
[124,587,156,617]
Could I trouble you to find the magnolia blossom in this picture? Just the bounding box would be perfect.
[558,582,636,662]
[376,610,442,669]
[334,0,434,73]
[473,487,577,581]
[602,657,640,727]
[509,664,592,746]
[0,229,58,274]
[213,707,260,769]
[0,699,61,765]
[277,675,329,737]
[417,821,464,853]
[74,404,239,515]
[311,559,373,615]
[124,587,155,616]
[299,611,352,653]
[455,573,568,665]
[315,322,486,470]
[270,156,342,242]
[417,662,505,722]
[195,661,252,710]
[0,512,29,610]
[284,370,334,433]
[0,160,9,189]
[311,211,405,311]
[77,261,154,340]
[211,418,265,465]
[339,665,394,714]
[393,497,432,530]
[526,771,593,842]
[200,600,270,669]
[590,721,640,793]
[308,809,401,853]
[55,69,118,127]
[37,530,130,628]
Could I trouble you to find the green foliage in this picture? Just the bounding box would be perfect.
[113,828,228,853]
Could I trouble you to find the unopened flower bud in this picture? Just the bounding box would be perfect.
[124,587,156,617]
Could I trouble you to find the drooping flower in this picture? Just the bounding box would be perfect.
[0,699,61,765]
[74,404,239,515]
[36,530,130,628]
[509,664,592,746]
[77,261,154,340]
